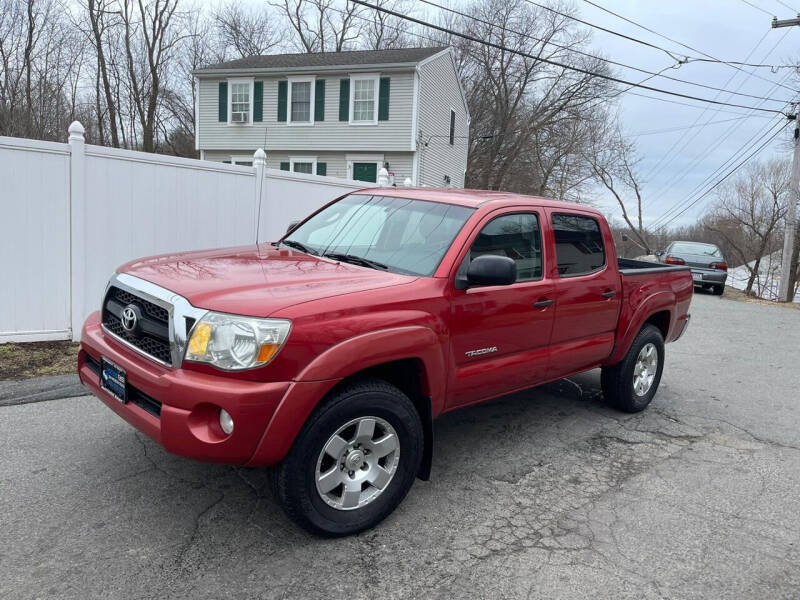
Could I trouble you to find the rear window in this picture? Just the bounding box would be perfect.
[552,214,605,276]
[669,242,722,257]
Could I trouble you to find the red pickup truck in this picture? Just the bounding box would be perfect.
[78,189,692,536]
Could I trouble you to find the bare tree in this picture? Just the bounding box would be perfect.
[587,119,650,253]
[272,0,362,53]
[213,2,281,59]
[120,0,181,152]
[362,0,415,50]
[0,0,84,140]
[454,0,613,193]
[706,159,790,295]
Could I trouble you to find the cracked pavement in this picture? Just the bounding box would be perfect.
[2,291,799,599]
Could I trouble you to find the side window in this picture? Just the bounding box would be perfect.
[467,213,543,282]
[552,213,605,276]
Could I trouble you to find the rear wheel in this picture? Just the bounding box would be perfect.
[712,284,724,296]
[273,378,423,537]
[601,324,665,413]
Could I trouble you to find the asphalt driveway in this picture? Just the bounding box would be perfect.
[2,292,799,599]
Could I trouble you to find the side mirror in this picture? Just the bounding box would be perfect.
[286,220,300,234]
[464,255,517,288]
[655,250,665,258]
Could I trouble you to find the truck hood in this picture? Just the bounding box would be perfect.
[118,244,415,317]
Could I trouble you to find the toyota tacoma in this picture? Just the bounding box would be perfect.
[78,189,692,536]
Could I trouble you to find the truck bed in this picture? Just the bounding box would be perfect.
[617,257,690,276]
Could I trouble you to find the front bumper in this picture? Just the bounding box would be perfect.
[690,268,727,285]
[79,312,290,465]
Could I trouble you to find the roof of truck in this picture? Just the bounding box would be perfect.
[354,187,603,213]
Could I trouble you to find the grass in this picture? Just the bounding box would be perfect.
[0,341,80,380]
[722,286,800,310]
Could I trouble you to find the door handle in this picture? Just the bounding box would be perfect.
[533,299,554,308]
[601,290,617,298]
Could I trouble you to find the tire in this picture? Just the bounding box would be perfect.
[273,378,423,537]
[712,284,724,296]
[601,324,665,413]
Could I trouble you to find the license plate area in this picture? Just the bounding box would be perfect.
[101,357,127,404]
[692,273,702,282]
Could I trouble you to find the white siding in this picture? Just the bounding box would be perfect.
[417,51,469,187]
[204,150,414,184]
[198,71,415,152]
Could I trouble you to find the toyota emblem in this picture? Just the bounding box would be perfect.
[120,305,138,333]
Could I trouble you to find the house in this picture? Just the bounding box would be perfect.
[193,46,469,186]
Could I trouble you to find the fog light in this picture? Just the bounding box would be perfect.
[219,409,234,435]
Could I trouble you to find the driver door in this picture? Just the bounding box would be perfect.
[448,210,555,408]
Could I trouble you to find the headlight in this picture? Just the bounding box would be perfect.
[185,312,291,371]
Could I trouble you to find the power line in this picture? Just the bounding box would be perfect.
[351,0,788,115]
[573,0,798,92]
[418,0,794,104]
[655,121,790,230]
[739,0,779,17]
[645,67,795,215]
[626,91,778,117]
[642,29,790,186]
[774,0,800,12]
[629,116,761,137]
[650,117,783,228]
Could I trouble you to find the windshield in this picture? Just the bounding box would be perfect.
[669,242,722,257]
[283,194,475,276]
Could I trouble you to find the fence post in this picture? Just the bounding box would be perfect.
[68,121,86,341]
[377,167,390,187]
[253,148,266,243]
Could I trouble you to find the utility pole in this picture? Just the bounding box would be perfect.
[773,16,799,302]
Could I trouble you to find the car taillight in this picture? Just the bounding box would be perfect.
[710,262,727,271]
[665,256,685,265]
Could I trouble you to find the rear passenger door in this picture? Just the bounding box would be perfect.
[546,211,621,378]
[448,210,556,407]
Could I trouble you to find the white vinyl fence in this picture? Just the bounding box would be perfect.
[1,122,363,343]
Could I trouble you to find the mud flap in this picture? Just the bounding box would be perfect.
[417,396,434,481]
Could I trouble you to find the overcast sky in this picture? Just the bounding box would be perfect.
[564,0,799,228]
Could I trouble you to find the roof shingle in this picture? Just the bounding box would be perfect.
[195,46,448,74]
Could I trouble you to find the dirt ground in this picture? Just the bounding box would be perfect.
[0,341,79,380]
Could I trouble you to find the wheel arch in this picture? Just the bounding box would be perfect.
[605,291,675,366]
[247,326,444,474]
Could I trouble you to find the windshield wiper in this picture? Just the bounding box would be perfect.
[281,239,318,256]
[323,252,389,271]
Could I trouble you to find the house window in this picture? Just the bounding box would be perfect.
[449,109,456,145]
[229,156,253,166]
[289,156,318,175]
[350,75,379,124]
[229,80,252,124]
[289,77,314,124]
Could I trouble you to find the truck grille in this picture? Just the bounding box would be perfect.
[102,286,172,365]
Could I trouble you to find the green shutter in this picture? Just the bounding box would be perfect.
[316,162,327,176]
[339,79,350,121]
[280,161,290,171]
[277,81,287,122]
[315,80,325,121]
[378,77,390,121]
[253,81,263,122]
[218,82,227,122]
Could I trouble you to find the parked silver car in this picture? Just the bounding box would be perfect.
[657,241,728,295]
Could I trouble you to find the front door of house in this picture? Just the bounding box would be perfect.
[352,162,377,183]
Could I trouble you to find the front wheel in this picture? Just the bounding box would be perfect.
[273,378,423,537]
[601,324,665,413]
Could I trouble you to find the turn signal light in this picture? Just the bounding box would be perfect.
[665,256,685,265]
[710,262,728,271]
